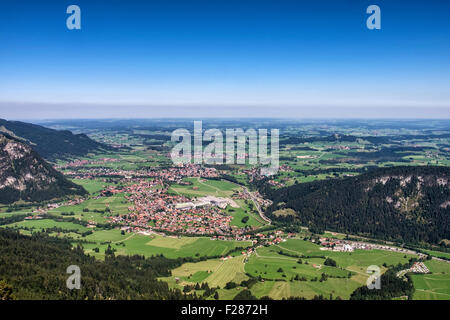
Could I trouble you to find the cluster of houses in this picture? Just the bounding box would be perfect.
[407,261,430,274]
[107,179,254,236]
[318,237,426,258]
[267,179,285,188]
[251,191,273,209]
[49,160,286,242]
[143,165,219,182]
[176,196,239,210]
[325,145,351,150]
[397,261,430,279]
[64,164,219,182]
[320,240,354,252]
[24,215,43,220]
[242,168,263,183]
[232,190,271,209]
[55,158,119,169]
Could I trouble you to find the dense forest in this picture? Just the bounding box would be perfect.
[0,229,190,300]
[258,166,450,244]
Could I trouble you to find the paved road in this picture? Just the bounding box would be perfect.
[242,186,272,225]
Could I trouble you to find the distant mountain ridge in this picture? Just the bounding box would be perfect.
[0,134,87,204]
[0,119,111,160]
[260,166,450,244]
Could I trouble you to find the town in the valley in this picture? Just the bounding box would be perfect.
[26,162,446,270]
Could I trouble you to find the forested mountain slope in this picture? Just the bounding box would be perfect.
[261,166,450,244]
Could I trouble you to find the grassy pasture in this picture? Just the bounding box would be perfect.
[166,255,248,288]
[2,218,89,233]
[422,249,450,260]
[412,259,450,300]
[168,177,239,198]
[48,193,130,223]
[82,232,252,260]
[238,239,420,299]
[412,273,450,300]
[245,246,349,281]
[226,199,264,228]
[71,178,112,194]
[250,278,362,300]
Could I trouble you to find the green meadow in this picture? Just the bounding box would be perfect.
[161,255,248,290]
[81,231,252,260]
[48,193,130,223]
[411,259,450,300]
[168,177,239,198]
[157,238,423,300]
[226,199,265,228]
[71,178,113,194]
[2,218,89,233]
[422,249,450,260]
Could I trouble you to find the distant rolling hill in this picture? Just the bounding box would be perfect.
[0,134,87,204]
[261,166,450,244]
[0,118,111,160]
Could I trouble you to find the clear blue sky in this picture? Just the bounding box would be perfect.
[1,0,450,119]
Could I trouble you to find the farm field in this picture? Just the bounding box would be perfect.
[2,218,90,234]
[422,249,450,260]
[226,199,265,228]
[169,177,239,198]
[161,255,249,290]
[81,231,252,260]
[48,192,131,223]
[158,238,428,300]
[0,206,35,216]
[411,259,450,300]
[70,178,114,194]
[249,277,362,300]
[412,273,450,300]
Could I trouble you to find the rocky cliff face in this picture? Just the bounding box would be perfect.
[0,134,86,204]
[367,174,449,213]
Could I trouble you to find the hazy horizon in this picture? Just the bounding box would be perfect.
[1,1,449,120]
[1,103,450,121]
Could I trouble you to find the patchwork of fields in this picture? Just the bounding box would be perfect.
[158,238,449,300]
[81,231,252,260]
